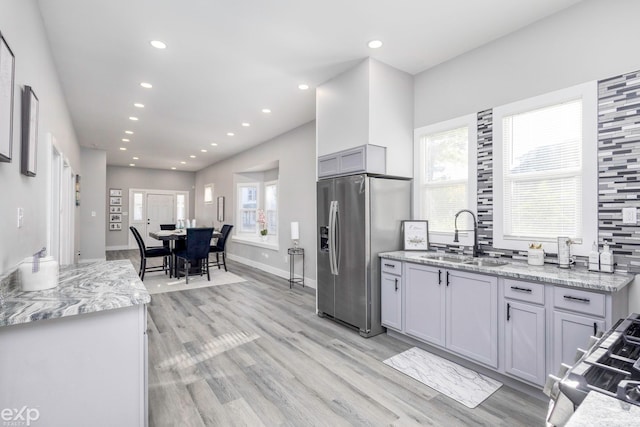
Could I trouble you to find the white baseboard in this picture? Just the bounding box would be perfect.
[227,253,316,289]
[106,245,132,251]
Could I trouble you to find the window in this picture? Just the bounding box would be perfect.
[176,194,186,221]
[414,114,477,245]
[238,183,259,234]
[493,81,597,256]
[133,193,144,221]
[204,183,214,204]
[264,181,278,235]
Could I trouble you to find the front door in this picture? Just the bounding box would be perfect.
[145,193,175,247]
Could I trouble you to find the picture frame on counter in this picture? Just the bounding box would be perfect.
[21,85,38,177]
[402,220,429,251]
[0,31,15,163]
[109,196,122,206]
[109,188,122,197]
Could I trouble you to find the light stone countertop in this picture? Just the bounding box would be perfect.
[379,251,634,293]
[0,260,150,328]
[565,391,640,427]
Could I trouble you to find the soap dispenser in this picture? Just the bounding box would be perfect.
[588,241,600,271]
[600,242,614,273]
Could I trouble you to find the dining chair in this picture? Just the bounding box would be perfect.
[159,224,176,274]
[130,226,173,280]
[209,224,233,272]
[173,227,215,284]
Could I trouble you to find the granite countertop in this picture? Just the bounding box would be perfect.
[379,251,634,292]
[0,260,150,327]
[565,391,640,427]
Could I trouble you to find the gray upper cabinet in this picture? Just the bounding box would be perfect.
[318,144,386,178]
[316,58,413,178]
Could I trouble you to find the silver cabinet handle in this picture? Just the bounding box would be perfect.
[563,295,590,303]
[510,286,532,293]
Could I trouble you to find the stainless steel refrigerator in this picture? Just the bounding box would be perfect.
[317,174,411,337]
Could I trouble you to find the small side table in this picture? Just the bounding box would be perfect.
[288,247,304,288]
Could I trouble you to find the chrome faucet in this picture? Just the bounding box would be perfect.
[453,209,480,257]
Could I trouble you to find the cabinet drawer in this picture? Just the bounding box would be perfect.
[553,287,605,317]
[504,279,544,305]
[318,154,339,177]
[381,259,402,275]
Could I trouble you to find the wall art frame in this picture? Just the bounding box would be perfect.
[402,220,429,251]
[21,85,38,177]
[0,32,15,163]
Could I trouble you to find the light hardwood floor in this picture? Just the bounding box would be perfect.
[108,250,547,426]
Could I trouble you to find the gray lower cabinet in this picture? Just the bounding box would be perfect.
[446,269,498,368]
[553,310,605,370]
[381,271,402,331]
[404,263,445,346]
[403,263,498,368]
[505,301,546,386]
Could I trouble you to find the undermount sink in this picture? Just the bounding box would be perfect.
[463,259,509,267]
[420,254,469,263]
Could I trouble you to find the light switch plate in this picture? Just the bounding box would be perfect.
[622,207,637,224]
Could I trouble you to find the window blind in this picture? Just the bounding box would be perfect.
[502,99,583,241]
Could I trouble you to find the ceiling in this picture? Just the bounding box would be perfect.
[36,0,583,172]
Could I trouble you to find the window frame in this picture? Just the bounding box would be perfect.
[264,179,278,236]
[413,113,478,247]
[236,182,260,235]
[493,81,598,256]
[203,183,214,205]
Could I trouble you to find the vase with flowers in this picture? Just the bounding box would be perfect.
[257,209,268,241]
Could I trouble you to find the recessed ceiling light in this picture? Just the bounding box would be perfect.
[210,143,218,146]
[129,163,135,167]
[171,167,176,170]
[134,103,144,108]
[125,130,133,134]
[149,40,167,49]
[122,138,129,142]
[140,82,152,89]
[133,157,139,160]
[180,161,186,164]
[241,122,250,127]
[227,132,235,136]
[129,116,139,121]
[261,108,271,114]
[200,149,207,153]
[189,155,196,158]
[298,84,309,90]
[120,147,127,151]
[368,40,383,49]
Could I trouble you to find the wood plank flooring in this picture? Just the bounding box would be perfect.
[107,251,548,426]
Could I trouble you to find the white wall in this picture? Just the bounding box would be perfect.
[414,0,640,127]
[79,147,106,261]
[105,166,196,248]
[195,122,317,286]
[0,0,80,272]
[413,0,640,312]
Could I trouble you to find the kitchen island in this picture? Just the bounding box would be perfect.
[0,260,149,427]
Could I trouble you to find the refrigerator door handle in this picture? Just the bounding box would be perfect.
[329,201,338,275]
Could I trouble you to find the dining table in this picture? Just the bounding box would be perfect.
[149,228,222,278]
